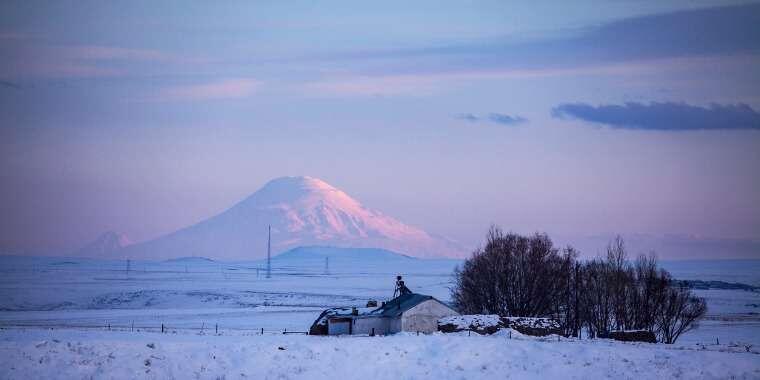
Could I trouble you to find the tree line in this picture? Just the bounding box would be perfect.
[451,227,706,344]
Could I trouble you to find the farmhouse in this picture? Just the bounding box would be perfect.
[310,277,459,335]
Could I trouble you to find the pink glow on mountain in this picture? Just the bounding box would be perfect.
[119,176,465,260]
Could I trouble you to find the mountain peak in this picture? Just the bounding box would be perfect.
[256,176,339,198]
[76,231,131,257]
[264,176,332,189]
[122,176,466,260]
[242,176,360,210]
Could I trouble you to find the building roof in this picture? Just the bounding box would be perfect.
[316,293,452,327]
[370,293,435,318]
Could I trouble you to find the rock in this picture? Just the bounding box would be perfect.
[501,317,562,337]
[438,315,502,335]
[438,315,562,337]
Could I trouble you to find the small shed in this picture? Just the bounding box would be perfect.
[310,292,459,335]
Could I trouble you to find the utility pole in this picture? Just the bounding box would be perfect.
[266,225,271,278]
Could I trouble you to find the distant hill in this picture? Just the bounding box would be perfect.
[274,246,415,262]
[164,257,217,264]
[120,176,465,260]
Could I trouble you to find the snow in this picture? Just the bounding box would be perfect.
[118,176,465,260]
[1,328,758,379]
[502,316,561,329]
[439,314,501,330]
[1,254,759,378]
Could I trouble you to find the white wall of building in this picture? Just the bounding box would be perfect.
[401,300,459,333]
[352,317,390,335]
[328,320,351,335]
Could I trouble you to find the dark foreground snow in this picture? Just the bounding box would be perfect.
[0,328,758,380]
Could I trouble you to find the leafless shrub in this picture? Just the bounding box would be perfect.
[451,228,706,344]
[451,226,574,317]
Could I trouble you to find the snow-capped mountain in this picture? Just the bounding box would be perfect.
[76,231,132,257]
[121,176,465,260]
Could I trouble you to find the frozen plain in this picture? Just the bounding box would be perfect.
[0,250,759,379]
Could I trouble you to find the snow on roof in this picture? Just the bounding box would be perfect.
[370,293,436,317]
[314,293,449,328]
[314,306,377,326]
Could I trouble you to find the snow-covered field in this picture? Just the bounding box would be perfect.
[1,252,759,378]
[1,328,758,379]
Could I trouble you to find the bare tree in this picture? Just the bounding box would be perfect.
[451,227,573,318]
[656,282,707,344]
[451,228,706,344]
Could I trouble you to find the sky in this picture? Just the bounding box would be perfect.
[1,1,759,258]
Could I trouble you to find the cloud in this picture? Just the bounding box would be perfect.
[299,3,760,77]
[487,113,527,125]
[59,46,175,62]
[454,113,527,125]
[300,74,442,97]
[153,78,260,102]
[0,80,21,90]
[1,41,207,79]
[454,113,480,122]
[551,102,760,131]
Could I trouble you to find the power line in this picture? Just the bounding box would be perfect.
[266,224,271,279]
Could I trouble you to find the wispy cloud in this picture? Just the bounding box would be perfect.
[454,113,480,122]
[153,78,260,102]
[300,74,442,97]
[455,112,527,126]
[58,45,176,62]
[552,102,760,131]
[294,3,760,78]
[1,42,207,79]
[487,113,527,125]
[0,80,21,90]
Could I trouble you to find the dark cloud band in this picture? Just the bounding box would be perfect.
[552,102,760,131]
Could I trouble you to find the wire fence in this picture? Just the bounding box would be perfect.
[0,322,309,335]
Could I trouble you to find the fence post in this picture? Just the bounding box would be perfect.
[261,328,264,335]
[107,323,110,331]
[201,322,205,334]
[215,324,218,334]
[131,321,134,332]
[161,323,164,334]
[509,331,511,339]
[284,328,287,335]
